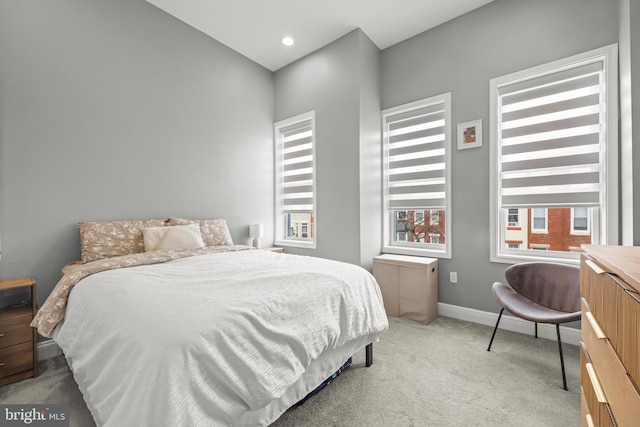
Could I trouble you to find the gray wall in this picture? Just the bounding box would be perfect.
[274,30,382,267]
[0,0,275,305]
[618,0,639,246]
[380,0,619,313]
[357,32,382,271]
[622,0,640,245]
[633,1,640,246]
[0,0,634,323]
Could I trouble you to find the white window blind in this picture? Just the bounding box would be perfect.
[497,61,603,208]
[385,103,447,211]
[274,112,316,248]
[280,120,314,214]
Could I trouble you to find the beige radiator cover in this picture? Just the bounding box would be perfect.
[373,254,438,324]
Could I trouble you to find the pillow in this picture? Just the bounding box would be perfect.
[142,226,169,252]
[156,224,205,251]
[78,219,166,263]
[165,218,233,246]
[142,224,204,252]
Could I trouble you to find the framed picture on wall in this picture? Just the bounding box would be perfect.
[457,119,482,150]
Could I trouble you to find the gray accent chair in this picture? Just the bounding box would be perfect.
[487,262,581,390]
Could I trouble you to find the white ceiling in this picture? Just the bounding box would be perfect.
[146,0,495,71]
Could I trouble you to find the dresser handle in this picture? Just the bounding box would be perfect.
[585,259,606,275]
[0,333,4,337]
[585,414,595,427]
[585,311,607,339]
[624,288,640,303]
[0,362,4,367]
[586,363,608,403]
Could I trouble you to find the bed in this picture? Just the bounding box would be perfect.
[31,218,389,427]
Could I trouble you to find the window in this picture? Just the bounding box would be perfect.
[382,93,452,258]
[571,207,590,233]
[490,45,618,263]
[507,208,519,226]
[429,211,439,226]
[274,112,316,248]
[531,208,547,233]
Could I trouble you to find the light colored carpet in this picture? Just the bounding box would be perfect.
[0,316,580,426]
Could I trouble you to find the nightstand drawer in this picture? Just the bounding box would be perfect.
[0,342,34,378]
[0,277,37,385]
[0,313,33,349]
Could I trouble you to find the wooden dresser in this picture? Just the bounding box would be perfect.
[580,245,640,427]
[0,277,38,386]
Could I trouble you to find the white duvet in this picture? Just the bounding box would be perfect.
[52,250,388,426]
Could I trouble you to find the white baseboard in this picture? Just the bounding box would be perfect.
[438,302,581,346]
[35,302,581,362]
[38,339,62,361]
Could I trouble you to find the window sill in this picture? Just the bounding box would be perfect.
[570,231,591,236]
[274,239,316,250]
[491,250,580,266]
[382,245,451,259]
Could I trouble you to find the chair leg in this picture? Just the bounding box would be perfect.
[487,308,504,351]
[535,322,538,338]
[556,324,568,391]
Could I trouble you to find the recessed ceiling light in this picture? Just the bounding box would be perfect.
[282,36,294,46]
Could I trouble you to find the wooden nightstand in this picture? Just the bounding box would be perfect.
[0,277,38,386]
[262,247,284,253]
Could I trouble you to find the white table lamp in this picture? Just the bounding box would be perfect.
[249,224,264,248]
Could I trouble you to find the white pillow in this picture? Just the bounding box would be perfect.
[142,226,168,252]
[156,224,205,250]
[142,224,204,251]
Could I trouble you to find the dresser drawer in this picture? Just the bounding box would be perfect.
[580,342,616,427]
[580,387,590,427]
[582,257,640,391]
[581,258,617,343]
[582,300,640,427]
[0,341,34,379]
[613,284,640,391]
[0,313,33,349]
[581,386,609,427]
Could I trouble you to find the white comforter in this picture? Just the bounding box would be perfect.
[52,250,388,426]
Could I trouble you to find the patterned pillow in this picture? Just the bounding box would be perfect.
[78,219,166,263]
[165,218,234,246]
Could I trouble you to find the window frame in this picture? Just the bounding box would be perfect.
[274,111,317,249]
[382,93,452,259]
[490,45,619,264]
